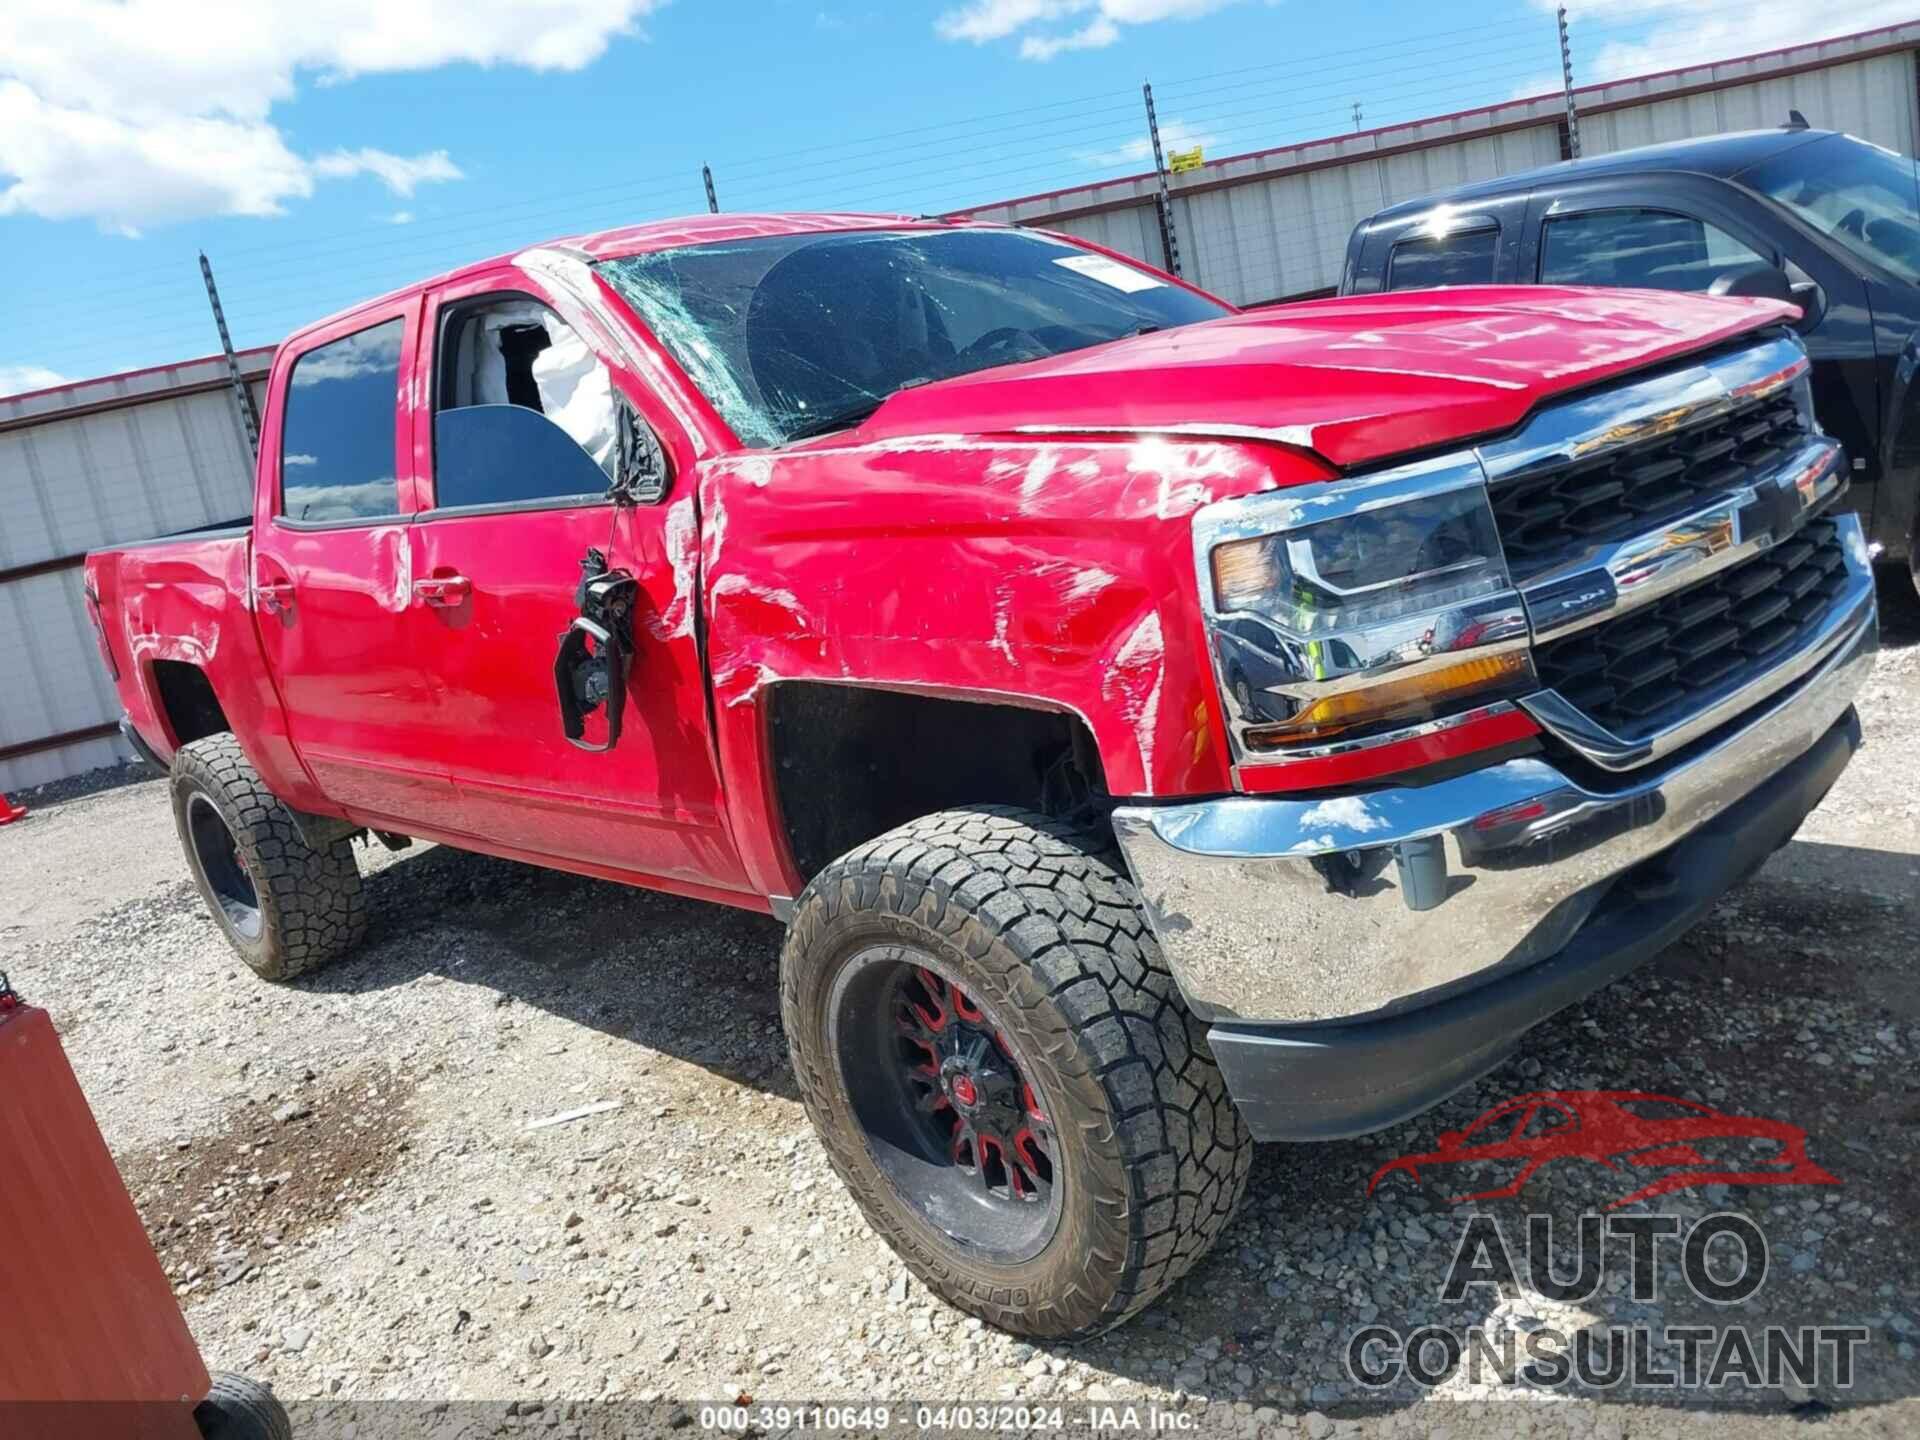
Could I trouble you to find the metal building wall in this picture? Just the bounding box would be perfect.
[0,356,269,792]
[1050,205,1168,272]
[1582,51,1918,159]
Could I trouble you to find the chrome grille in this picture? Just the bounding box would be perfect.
[1492,389,1809,579]
[1532,517,1851,743]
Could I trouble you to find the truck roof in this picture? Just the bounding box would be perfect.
[1364,126,1837,225]
[282,211,954,350]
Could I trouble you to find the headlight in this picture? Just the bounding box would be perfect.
[1195,455,1535,763]
[1210,484,1512,632]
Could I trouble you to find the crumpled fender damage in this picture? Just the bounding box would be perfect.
[698,432,1335,889]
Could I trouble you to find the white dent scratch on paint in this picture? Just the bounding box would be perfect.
[370,525,411,613]
[1126,438,1247,519]
[713,657,779,707]
[739,457,774,488]
[1102,611,1165,792]
[701,488,730,575]
[1019,447,1059,502]
[648,496,700,641]
[989,584,1016,666]
[712,572,809,628]
[1061,566,1117,604]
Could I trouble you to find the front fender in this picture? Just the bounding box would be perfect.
[697,432,1333,897]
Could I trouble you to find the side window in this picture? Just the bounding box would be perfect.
[432,298,617,511]
[280,318,405,523]
[1541,209,1768,292]
[1388,229,1498,290]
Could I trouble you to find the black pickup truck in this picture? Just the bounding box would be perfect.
[1342,124,1920,594]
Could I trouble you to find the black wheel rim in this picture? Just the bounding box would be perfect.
[828,945,1062,1265]
[186,792,262,941]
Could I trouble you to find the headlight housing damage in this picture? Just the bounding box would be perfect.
[1196,456,1535,762]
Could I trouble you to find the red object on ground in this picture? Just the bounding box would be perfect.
[0,793,26,825]
[0,1001,208,1438]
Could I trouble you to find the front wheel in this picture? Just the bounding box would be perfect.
[781,806,1251,1338]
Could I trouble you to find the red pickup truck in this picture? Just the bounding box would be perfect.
[87,213,1877,1339]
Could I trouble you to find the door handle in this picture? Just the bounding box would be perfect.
[414,575,471,607]
[256,578,295,613]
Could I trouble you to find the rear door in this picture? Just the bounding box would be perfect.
[402,268,746,892]
[251,299,456,825]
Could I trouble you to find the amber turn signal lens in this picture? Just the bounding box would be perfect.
[1210,537,1279,612]
[1242,651,1529,750]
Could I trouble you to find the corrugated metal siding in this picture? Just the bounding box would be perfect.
[1583,52,1919,159]
[1049,205,1169,270]
[0,370,265,792]
[0,382,260,566]
[0,569,126,791]
[1181,126,1564,304]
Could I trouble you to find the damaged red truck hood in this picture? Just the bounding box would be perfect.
[854,285,1799,470]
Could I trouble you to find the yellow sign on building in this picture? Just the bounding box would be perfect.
[1167,145,1204,173]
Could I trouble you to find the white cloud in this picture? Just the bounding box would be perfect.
[0,362,70,398]
[313,148,463,197]
[1077,117,1216,169]
[937,0,1236,61]
[383,209,416,226]
[1528,0,1918,87]
[0,1,663,231]
[1021,17,1119,60]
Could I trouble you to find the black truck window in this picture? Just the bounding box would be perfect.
[280,319,406,523]
[1541,209,1765,292]
[1387,228,1498,290]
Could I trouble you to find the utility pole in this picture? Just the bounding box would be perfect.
[1142,81,1183,278]
[1557,5,1583,159]
[1352,100,1363,132]
[199,251,259,459]
[702,164,720,214]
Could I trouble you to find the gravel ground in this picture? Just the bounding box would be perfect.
[3,579,1918,1440]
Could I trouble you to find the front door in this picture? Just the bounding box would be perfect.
[403,273,745,893]
[251,301,457,827]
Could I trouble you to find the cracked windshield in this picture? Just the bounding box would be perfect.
[595,227,1229,446]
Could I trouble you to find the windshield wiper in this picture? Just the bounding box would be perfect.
[781,377,935,443]
[784,397,888,441]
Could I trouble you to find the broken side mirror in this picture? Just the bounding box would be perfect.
[554,548,639,752]
[612,402,670,505]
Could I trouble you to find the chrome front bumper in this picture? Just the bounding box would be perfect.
[1112,525,1878,1026]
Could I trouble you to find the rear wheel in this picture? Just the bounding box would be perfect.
[170,733,365,980]
[781,805,1251,1338]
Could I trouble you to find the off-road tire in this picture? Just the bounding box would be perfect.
[193,1372,292,1440]
[781,805,1252,1338]
[170,733,365,981]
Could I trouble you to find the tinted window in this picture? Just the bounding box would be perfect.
[434,407,610,509]
[432,298,617,510]
[1388,229,1498,289]
[280,319,404,522]
[1541,209,1766,292]
[1747,133,1920,284]
[596,229,1230,447]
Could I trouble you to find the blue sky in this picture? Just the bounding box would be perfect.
[1,0,1899,394]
